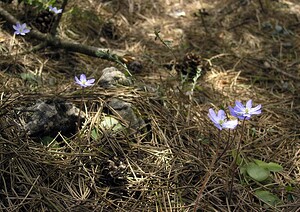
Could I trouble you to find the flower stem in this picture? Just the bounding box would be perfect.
[77,88,84,131]
[227,118,246,203]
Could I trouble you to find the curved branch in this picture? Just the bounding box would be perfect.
[0,6,126,63]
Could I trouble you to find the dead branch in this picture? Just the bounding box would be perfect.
[0,5,126,63]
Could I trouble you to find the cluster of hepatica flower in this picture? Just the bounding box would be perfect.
[12,5,62,36]
[208,100,262,130]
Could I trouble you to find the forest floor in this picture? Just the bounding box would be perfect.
[0,0,299,211]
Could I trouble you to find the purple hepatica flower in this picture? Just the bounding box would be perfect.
[229,100,262,120]
[208,108,238,130]
[13,23,30,35]
[49,5,62,14]
[75,74,95,88]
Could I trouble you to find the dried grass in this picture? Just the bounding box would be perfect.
[1,0,300,211]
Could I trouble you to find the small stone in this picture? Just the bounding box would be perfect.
[263,61,271,69]
[99,67,132,88]
[108,98,144,130]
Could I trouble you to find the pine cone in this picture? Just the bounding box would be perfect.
[33,10,56,33]
[177,53,209,78]
[101,22,119,40]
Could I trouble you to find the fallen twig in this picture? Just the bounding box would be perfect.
[0,6,126,64]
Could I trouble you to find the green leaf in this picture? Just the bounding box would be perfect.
[253,159,268,166]
[287,193,295,202]
[285,185,293,192]
[254,190,280,206]
[20,72,37,82]
[91,128,99,140]
[264,162,283,172]
[232,150,243,165]
[254,159,283,172]
[100,116,124,132]
[246,162,270,182]
[41,136,54,145]
[239,163,248,175]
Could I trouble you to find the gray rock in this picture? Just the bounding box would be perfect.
[20,99,83,138]
[108,98,144,130]
[99,67,132,88]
